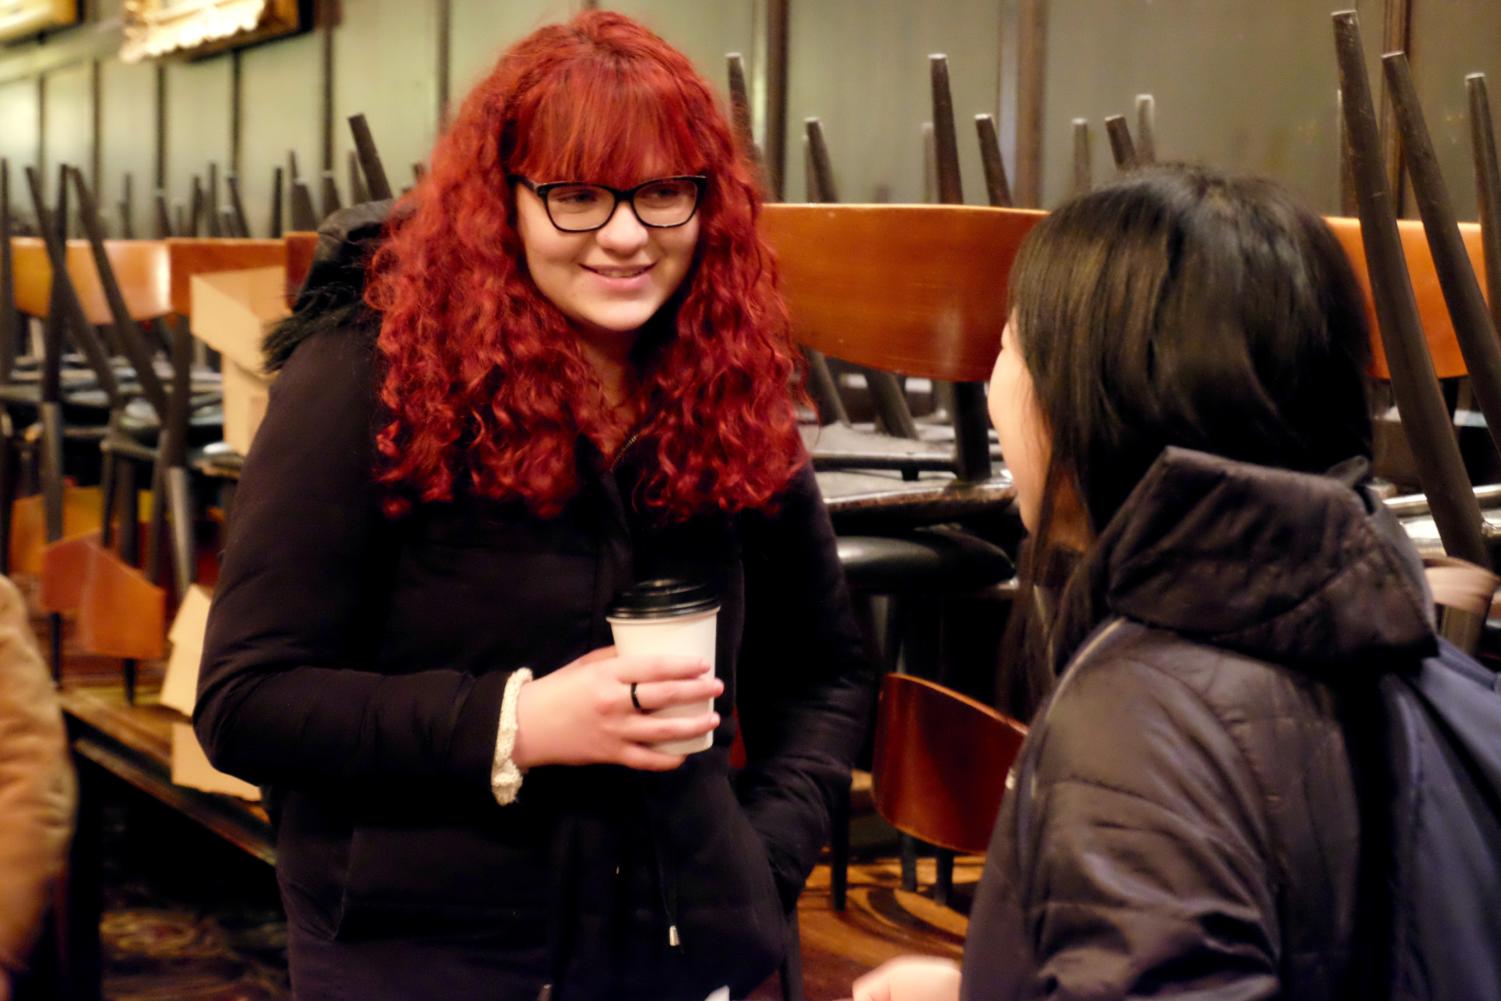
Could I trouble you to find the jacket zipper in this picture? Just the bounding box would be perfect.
[608,429,643,473]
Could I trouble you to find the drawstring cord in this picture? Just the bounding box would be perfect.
[642,780,685,952]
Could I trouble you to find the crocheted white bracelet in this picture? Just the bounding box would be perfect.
[490,668,534,806]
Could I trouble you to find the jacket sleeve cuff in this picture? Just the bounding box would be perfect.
[490,669,534,806]
[446,669,516,786]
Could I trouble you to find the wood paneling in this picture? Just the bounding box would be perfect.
[0,77,41,193]
[98,57,156,238]
[331,0,439,194]
[42,60,92,201]
[2,0,1479,267]
[448,0,571,113]
[1410,0,1501,221]
[784,0,1005,205]
[163,53,232,227]
[240,27,320,236]
[1038,0,1346,211]
[604,0,757,106]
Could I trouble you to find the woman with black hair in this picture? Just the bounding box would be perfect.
[853,165,1432,1000]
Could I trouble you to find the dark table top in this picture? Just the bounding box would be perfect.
[195,448,1018,527]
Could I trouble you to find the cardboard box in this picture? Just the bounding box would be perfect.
[190,267,289,455]
[160,584,213,718]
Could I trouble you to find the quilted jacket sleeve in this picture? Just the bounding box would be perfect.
[735,462,876,910]
[194,331,510,791]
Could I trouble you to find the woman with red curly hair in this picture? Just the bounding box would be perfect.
[195,11,872,1000]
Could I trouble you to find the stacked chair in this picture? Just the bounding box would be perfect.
[4,161,228,695]
[0,113,395,708]
[755,55,1041,921]
[1332,10,1501,649]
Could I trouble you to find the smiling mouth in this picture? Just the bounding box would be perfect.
[583,263,654,279]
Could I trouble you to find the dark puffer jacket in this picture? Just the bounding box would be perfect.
[195,206,874,1000]
[962,447,1435,1001]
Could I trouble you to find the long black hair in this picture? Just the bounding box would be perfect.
[1003,165,1373,716]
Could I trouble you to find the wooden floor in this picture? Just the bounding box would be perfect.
[754,858,975,1000]
[40,596,973,1001]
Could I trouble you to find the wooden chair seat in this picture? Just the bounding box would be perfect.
[75,538,166,660]
[38,530,99,613]
[9,487,102,575]
[872,673,1028,856]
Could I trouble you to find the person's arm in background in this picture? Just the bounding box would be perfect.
[0,576,75,998]
[735,461,877,910]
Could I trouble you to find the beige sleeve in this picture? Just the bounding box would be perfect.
[0,577,76,974]
[490,668,533,806]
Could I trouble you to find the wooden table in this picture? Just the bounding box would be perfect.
[58,683,271,1001]
[191,449,1019,531]
[816,468,1015,532]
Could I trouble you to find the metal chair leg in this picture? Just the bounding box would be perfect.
[117,461,138,705]
[831,775,851,911]
[899,834,919,892]
[97,448,116,549]
[47,614,62,686]
[934,848,955,908]
[0,433,13,576]
[143,463,167,588]
[41,402,64,683]
[116,460,138,564]
[778,908,805,1001]
[166,466,194,598]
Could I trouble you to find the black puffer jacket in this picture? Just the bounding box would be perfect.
[196,206,874,1000]
[963,447,1435,1000]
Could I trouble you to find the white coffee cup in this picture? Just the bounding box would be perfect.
[607,579,720,755]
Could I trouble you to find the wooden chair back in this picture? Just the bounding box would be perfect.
[760,203,1044,383]
[10,237,172,322]
[1326,215,1486,381]
[763,207,1482,384]
[871,673,1027,855]
[166,238,287,316]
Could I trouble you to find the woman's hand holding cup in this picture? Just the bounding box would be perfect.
[510,646,722,771]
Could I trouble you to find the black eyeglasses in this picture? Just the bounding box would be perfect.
[510,175,707,232]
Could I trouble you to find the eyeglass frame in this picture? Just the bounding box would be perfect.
[509,174,709,233]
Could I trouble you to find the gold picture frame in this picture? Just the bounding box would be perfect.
[0,0,78,43]
[121,0,301,63]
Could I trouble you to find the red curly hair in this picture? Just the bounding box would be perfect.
[365,11,805,520]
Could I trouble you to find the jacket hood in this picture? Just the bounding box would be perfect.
[1095,446,1436,673]
[263,198,395,371]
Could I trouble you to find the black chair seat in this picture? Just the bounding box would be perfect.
[805,422,1003,473]
[0,383,115,424]
[102,426,219,466]
[4,365,99,388]
[116,401,225,450]
[837,526,1015,594]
